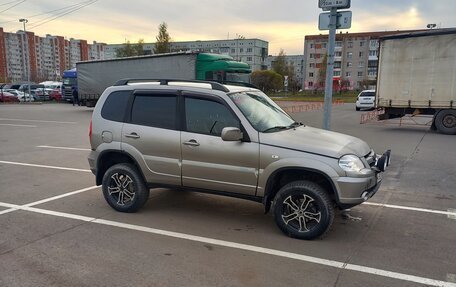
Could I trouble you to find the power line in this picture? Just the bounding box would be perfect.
[28,0,99,30]
[0,0,21,6]
[0,0,25,14]
[0,0,94,24]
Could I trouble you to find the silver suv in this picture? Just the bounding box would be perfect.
[88,79,391,240]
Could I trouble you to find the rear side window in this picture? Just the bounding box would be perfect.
[101,91,131,122]
[130,94,176,129]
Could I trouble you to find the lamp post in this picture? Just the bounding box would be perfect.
[19,18,30,102]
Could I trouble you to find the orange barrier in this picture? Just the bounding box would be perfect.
[280,100,344,114]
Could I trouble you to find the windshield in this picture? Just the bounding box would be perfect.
[228,91,296,132]
[226,72,251,84]
[63,78,77,86]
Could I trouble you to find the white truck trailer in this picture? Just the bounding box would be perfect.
[376,29,456,134]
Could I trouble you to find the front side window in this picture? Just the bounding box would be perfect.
[185,97,239,136]
[228,91,295,132]
[130,94,176,129]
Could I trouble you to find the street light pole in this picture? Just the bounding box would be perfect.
[19,18,30,102]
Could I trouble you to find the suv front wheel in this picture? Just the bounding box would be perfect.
[102,163,150,213]
[273,180,334,240]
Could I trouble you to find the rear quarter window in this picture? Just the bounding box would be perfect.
[101,91,132,122]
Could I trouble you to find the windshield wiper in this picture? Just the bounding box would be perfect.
[262,122,303,133]
[262,126,290,133]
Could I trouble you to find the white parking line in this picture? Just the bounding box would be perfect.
[37,145,91,151]
[0,201,453,287]
[23,186,99,207]
[0,160,91,173]
[0,118,77,124]
[0,123,37,128]
[363,202,456,217]
[0,208,16,215]
[0,159,454,220]
[448,209,456,220]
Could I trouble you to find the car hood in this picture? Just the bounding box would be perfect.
[259,125,371,158]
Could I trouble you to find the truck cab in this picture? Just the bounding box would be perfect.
[62,68,77,103]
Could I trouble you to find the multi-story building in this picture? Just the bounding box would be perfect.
[105,38,269,71]
[0,27,106,83]
[265,55,305,88]
[303,29,426,91]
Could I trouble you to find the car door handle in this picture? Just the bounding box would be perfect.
[125,132,140,139]
[183,140,200,146]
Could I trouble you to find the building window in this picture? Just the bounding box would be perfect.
[247,48,252,53]
[358,71,363,77]
[360,41,365,47]
[309,63,315,68]
[247,56,252,61]
[310,53,314,59]
[368,68,377,76]
[322,43,327,48]
[334,61,341,68]
[308,81,313,87]
[231,49,235,53]
[347,52,353,59]
[369,50,378,57]
[335,51,342,57]
[240,48,244,53]
[310,43,314,49]
[335,41,342,47]
[334,71,341,76]
[358,61,364,68]
[309,72,314,78]
[347,62,352,68]
[346,71,351,77]
[359,51,364,58]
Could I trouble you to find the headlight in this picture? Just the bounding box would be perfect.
[339,154,365,172]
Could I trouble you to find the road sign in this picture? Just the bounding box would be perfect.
[284,75,289,87]
[319,0,350,10]
[318,11,352,30]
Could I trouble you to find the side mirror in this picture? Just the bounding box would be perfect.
[221,127,243,141]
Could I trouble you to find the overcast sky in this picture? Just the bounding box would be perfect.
[1,0,455,55]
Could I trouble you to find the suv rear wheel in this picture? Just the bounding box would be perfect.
[102,163,150,212]
[273,180,334,240]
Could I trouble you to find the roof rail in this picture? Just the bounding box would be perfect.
[219,81,258,89]
[114,79,229,92]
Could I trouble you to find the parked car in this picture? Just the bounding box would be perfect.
[5,89,34,102]
[88,79,391,240]
[48,89,62,101]
[355,90,376,111]
[20,84,48,101]
[0,91,20,102]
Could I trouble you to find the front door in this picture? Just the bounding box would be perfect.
[181,93,259,195]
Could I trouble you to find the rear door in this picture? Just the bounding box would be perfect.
[181,92,259,195]
[122,90,181,186]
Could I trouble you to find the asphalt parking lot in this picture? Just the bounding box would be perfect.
[0,103,455,287]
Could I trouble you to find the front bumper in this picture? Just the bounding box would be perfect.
[336,150,390,208]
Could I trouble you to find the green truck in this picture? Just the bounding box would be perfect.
[76,52,252,107]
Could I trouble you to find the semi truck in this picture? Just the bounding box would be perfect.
[62,68,77,102]
[376,29,456,135]
[77,52,252,107]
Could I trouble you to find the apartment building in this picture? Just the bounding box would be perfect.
[105,38,269,71]
[0,27,106,83]
[303,29,425,91]
[265,55,305,88]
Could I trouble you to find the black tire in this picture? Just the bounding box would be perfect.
[102,163,149,212]
[355,107,360,111]
[272,180,334,240]
[435,109,456,135]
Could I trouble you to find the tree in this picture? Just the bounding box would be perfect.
[272,49,287,76]
[116,40,145,57]
[154,22,171,54]
[251,70,283,93]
